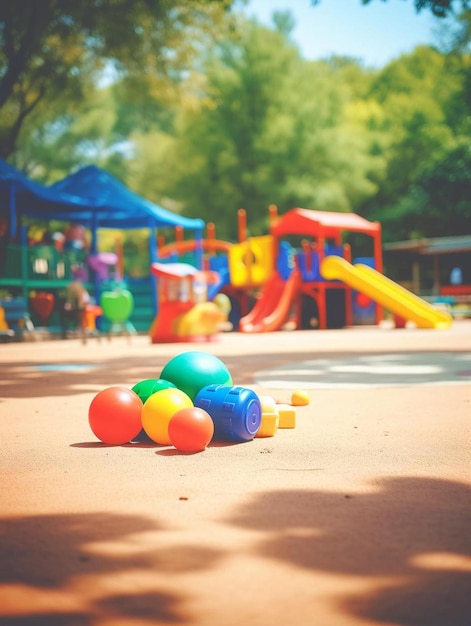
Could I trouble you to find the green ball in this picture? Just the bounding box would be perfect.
[131,378,176,403]
[160,351,232,401]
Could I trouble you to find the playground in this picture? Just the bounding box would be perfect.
[1,158,466,342]
[1,321,470,626]
[1,160,470,623]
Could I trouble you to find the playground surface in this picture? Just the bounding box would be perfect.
[1,321,470,626]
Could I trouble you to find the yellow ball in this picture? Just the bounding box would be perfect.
[142,388,193,445]
[291,389,310,406]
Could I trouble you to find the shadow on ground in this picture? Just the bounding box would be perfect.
[223,475,471,625]
[1,477,469,625]
[0,511,223,625]
[2,348,470,399]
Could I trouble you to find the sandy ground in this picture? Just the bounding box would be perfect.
[0,321,470,626]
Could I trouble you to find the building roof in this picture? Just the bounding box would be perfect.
[384,236,471,256]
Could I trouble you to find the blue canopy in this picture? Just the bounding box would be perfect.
[0,159,92,234]
[0,159,204,232]
[50,165,204,231]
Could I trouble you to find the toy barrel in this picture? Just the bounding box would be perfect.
[194,384,261,442]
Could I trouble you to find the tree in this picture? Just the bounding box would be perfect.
[129,18,385,240]
[415,140,471,235]
[311,0,470,18]
[0,0,237,159]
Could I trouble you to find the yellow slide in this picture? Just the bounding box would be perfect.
[320,256,452,329]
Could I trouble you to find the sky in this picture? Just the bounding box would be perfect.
[241,0,447,68]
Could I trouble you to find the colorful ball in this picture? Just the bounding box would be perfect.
[141,387,193,445]
[160,351,232,401]
[88,386,143,445]
[168,407,214,452]
[131,378,176,403]
[131,379,176,442]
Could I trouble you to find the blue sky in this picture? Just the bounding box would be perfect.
[241,0,446,67]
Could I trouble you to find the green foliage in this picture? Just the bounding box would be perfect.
[363,45,469,238]
[414,140,471,236]
[131,21,387,240]
[2,3,470,248]
[0,0,237,159]
[311,0,471,19]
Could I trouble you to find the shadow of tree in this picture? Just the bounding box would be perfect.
[0,512,223,624]
[2,348,468,400]
[223,476,471,625]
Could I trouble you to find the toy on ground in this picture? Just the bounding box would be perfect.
[255,396,280,437]
[131,378,176,441]
[194,384,261,442]
[132,378,176,403]
[87,351,304,451]
[256,395,280,438]
[168,407,215,452]
[141,387,193,445]
[88,386,143,445]
[255,394,298,436]
[160,351,232,401]
[291,389,311,406]
[277,404,297,428]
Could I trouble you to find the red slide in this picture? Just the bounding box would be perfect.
[239,270,300,333]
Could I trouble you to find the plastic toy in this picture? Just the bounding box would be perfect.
[150,262,225,343]
[100,288,134,324]
[168,407,215,452]
[291,390,310,406]
[255,409,279,438]
[194,384,261,442]
[100,287,137,337]
[277,404,296,428]
[132,378,176,403]
[131,378,176,442]
[259,395,277,412]
[88,386,143,445]
[255,395,282,437]
[141,387,193,445]
[160,351,232,401]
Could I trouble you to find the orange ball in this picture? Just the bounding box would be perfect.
[168,407,214,452]
[88,387,143,445]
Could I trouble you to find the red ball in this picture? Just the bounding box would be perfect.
[88,386,143,445]
[168,407,214,452]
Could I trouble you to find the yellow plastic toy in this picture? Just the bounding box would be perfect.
[0,306,8,331]
[255,395,280,438]
[291,390,310,406]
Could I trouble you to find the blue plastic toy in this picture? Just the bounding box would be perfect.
[194,384,261,442]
